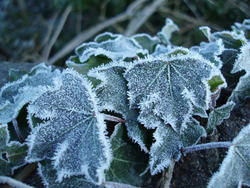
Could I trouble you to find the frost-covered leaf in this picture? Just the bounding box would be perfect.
[26,69,112,185]
[234,19,250,31]
[0,63,61,124]
[38,160,101,188]
[8,69,27,82]
[89,62,149,153]
[158,18,179,45]
[74,33,148,63]
[106,124,149,187]
[152,44,171,57]
[208,124,250,188]
[132,34,160,54]
[125,50,221,132]
[231,42,250,74]
[200,26,247,49]
[229,42,250,103]
[228,73,250,104]
[180,118,206,147]
[191,39,224,68]
[206,101,235,134]
[0,124,27,175]
[149,124,182,175]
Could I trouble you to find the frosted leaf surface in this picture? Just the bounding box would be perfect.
[0,124,27,175]
[106,124,149,187]
[206,101,235,134]
[26,69,112,185]
[180,118,206,147]
[125,51,218,132]
[0,63,61,124]
[228,73,250,103]
[152,44,171,57]
[208,124,250,188]
[75,33,148,63]
[158,18,179,44]
[38,160,101,188]
[231,42,250,73]
[132,33,160,54]
[234,19,250,31]
[191,39,224,68]
[89,62,148,153]
[149,124,182,175]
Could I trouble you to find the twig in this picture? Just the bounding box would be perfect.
[181,141,232,155]
[0,176,34,188]
[124,0,165,36]
[43,5,72,62]
[157,160,175,188]
[159,7,223,31]
[47,0,146,65]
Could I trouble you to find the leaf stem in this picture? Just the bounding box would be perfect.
[181,141,232,155]
[12,119,24,143]
[102,114,126,123]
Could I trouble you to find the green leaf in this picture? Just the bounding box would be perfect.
[0,63,61,124]
[26,69,112,185]
[124,49,220,132]
[8,69,27,82]
[38,160,101,188]
[0,124,27,175]
[208,124,250,188]
[208,75,225,92]
[106,124,149,187]
[158,18,179,45]
[133,34,160,54]
[206,101,235,134]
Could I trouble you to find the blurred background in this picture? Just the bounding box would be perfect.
[0,0,249,65]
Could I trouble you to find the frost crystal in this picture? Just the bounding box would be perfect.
[26,69,112,185]
[208,124,250,188]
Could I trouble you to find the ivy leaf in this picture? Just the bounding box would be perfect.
[89,62,149,153]
[229,42,250,103]
[106,124,149,187]
[74,33,148,63]
[132,33,160,54]
[0,124,27,175]
[0,63,61,124]
[191,39,224,68]
[38,160,101,188]
[157,18,179,45]
[180,118,206,147]
[206,101,235,134]
[208,124,250,188]
[124,50,221,132]
[149,124,182,175]
[26,69,112,185]
[200,26,247,49]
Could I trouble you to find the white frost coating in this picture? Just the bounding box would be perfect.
[26,68,112,185]
[37,163,49,187]
[0,176,34,188]
[208,124,250,188]
[231,42,250,73]
[200,26,212,41]
[52,141,69,167]
[158,18,179,43]
[75,34,148,63]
